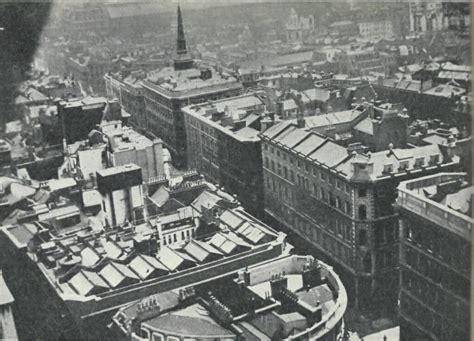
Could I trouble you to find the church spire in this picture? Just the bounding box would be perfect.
[174,4,194,71]
[176,5,187,55]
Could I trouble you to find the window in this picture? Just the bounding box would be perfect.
[290,170,295,182]
[414,157,424,168]
[313,168,318,177]
[399,161,409,171]
[152,332,164,341]
[283,167,288,179]
[264,157,269,168]
[345,202,351,215]
[297,160,301,168]
[264,144,268,151]
[429,154,440,165]
[359,229,367,246]
[358,205,367,220]
[305,163,309,173]
[138,328,150,339]
[320,172,325,181]
[270,147,274,154]
[173,234,177,243]
[313,184,317,195]
[336,197,342,209]
[358,188,367,197]
[383,164,393,174]
[271,160,275,172]
[329,176,335,185]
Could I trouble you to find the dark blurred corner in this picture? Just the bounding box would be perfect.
[0,2,52,131]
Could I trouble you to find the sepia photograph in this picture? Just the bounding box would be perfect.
[0,0,471,340]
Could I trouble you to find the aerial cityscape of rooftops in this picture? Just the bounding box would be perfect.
[0,1,471,340]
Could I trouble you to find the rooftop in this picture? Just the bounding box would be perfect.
[397,173,473,240]
[143,66,242,98]
[182,93,266,142]
[113,254,347,340]
[261,118,460,181]
[96,163,141,177]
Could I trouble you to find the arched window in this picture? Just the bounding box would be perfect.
[358,205,367,220]
[359,229,367,246]
[363,253,371,273]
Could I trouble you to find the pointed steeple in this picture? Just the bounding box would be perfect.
[176,5,187,54]
[174,5,194,71]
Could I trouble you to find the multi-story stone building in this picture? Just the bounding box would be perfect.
[104,70,148,130]
[57,96,122,144]
[397,173,471,341]
[334,47,385,76]
[358,21,394,40]
[409,1,446,33]
[99,121,165,182]
[182,93,266,218]
[285,8,315,43]
[140,6,243,167]
[260,116,462,309]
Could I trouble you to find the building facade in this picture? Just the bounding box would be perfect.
[260,117,462,310]
[409,1,446,33]
[286,8,315,43]
[97,164,145,227]
[358,21,394,40]
[182,93,266,218]
[397,173,471,341]
[104,70,148,130]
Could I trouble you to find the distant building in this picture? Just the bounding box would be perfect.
[409,1,446,33]
[328,21,358,38]
[182,93,266,217]
[397,173,471,341]
[111,254,347,340]
[140,6,243,167]
[286,8,315,43]
[358,21,394,40]
[335,48,385,76]
[260,116,462,309]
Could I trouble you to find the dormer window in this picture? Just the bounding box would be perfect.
[383,164,393,174]
[429,154,440,165]
[399,161,409,171]
[414,157,424,168]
